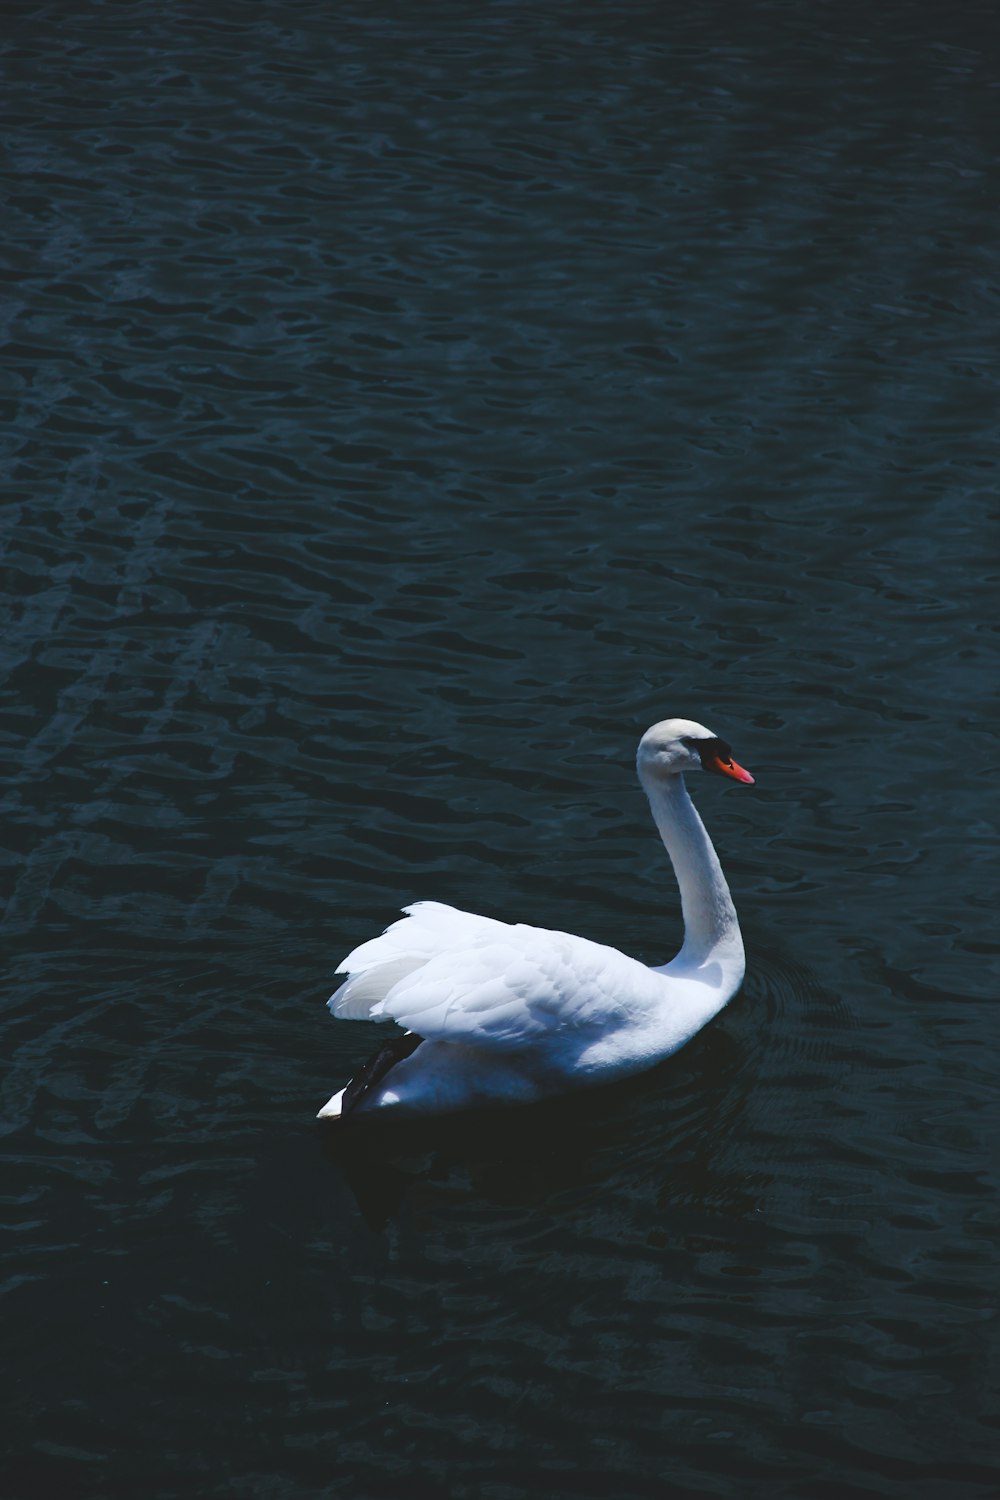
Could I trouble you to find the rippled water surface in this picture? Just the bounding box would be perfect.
[3,3,999,1497]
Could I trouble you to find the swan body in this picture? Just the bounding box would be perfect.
[318,718,754,1121]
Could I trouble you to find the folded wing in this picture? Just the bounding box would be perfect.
[329,900,658,1052]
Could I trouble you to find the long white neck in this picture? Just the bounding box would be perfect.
[639,769,744,973]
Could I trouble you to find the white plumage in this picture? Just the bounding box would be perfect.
[318,717,754,1121]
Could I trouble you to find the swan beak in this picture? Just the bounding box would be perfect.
[708,753,755,785]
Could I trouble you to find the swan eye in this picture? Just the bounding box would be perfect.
[683,735,734,766]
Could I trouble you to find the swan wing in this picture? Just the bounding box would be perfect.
[329,902,509,1020]
[329,901,658,1051]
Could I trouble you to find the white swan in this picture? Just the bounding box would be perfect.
[317,718,754,1122]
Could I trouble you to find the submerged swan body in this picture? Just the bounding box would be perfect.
[318,718,754,1121]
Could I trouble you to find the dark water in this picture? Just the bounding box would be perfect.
[3,3,999,1496]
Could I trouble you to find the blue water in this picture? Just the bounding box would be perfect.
[3,4,999,1497]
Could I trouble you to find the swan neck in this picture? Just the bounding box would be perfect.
[640,770,743,965]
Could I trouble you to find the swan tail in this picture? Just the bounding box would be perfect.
[316,1033,424,1122]
[316,1086,346,1120]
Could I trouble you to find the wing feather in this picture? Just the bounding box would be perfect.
[330,902,664,1051]
[356,911,660,1051]
[330,901,509,1021]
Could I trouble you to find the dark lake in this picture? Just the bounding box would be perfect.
[3,3,999,1497]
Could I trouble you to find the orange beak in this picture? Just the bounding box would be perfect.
[706,752,755,785]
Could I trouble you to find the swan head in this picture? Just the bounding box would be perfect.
[637,718,755,784]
